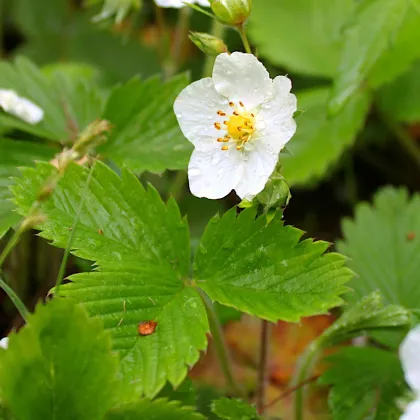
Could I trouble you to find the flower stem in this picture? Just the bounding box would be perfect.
[257,320,271,414]
[293,339,322,420]
[0,273,29,323]
[238,24,252,54]
[55,164,95,293]
[198,288,244,397]
[165,6,192,78]
[202,19,225,77]
[0,228,23,270]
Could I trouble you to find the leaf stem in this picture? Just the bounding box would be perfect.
[202,19,225,77]
[0,273,29,323]
[256,320,271,414]
[293,339,322,420]
[0,228,23,270]
[55,164,95,293]
[198,288,244,397]
[380,110,420,168]
[237,24,252,54]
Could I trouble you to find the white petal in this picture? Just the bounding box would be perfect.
[188,147,244,199]
[400,326,420,392]
[0,89,44,125]
[235,138,279,200]
[212,52,272,109]
[401,399,420,420]
[0,337,8,349]
[155,0,209,7]
[174,78,230,150]
[194,0,210,6]
[256,76,297,149]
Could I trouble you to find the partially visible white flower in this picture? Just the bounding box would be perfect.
[0,337,8,350]
[0,89,44,125]
[174,52,296,200]
[400,326,420,419]
[155,0,209,8]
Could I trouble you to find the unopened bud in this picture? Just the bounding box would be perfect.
[209,0,252,26]
[19,213,47,232]
[256,173,291,215]
[73,119,111,155]
[189,32,228,56]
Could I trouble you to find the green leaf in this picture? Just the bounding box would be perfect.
[157,379,197,407]
[11,162,209,399]
[337,187,420,310]
[0,138,57,238]
[211,398,260,420]
[378,60,420,123]
[369,3,420,87]
[329,0,407,114]
[0,299,117,420]
[281,87,370,186]
[319,347,405,420]
[0,57,102,141]
[248,0,355,78]
[194,208,353,322]
[319,291,411,347]
[105,398,204,420]
[88,0,141,24]
[100,74,192,173]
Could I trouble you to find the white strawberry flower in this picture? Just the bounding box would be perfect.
[155,0,209,8]
[0,89,44,125]
[0,337,8,350]
[174,52,297,200]
[400,326,420,419]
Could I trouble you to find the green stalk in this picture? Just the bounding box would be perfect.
[165,6,192,78]
[238,24,252,54]
[0,273,30,323]
[202,19,225,77]
[293,339,323,420]
[0,229,23,270]
[55,164,95,293]
[198,288,244,397]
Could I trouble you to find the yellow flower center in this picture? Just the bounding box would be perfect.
[214,102,256,151]
[226,112,256,140]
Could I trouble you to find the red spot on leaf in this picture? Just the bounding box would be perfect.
[138,321,158,336]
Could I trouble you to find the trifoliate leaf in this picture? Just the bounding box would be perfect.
[100,74,192,173]
[369,3,420,87]
[211,398,260,420]
[281,87,370,186]
[337,187,420,310]
[319,292,411,347]
[11,162,209,400]
[105,398,204,420]
[329,0,407,114]
[0,138,57,238]
[319,347,405,420]
[194,208,353,322]
[0,299,117,420]
[249,0,355,78]
[378,60,420,123]
[0,57,103,141]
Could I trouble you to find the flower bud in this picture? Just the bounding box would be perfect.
[256,173,291,215]
[209,0,252,26]
[189,32,228,56]
[19,212,48,232]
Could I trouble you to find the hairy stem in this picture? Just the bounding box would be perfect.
[165,6,192,78]
[293,339,322,420]
[198,288,244,397]
[0,273,30,323]
[202,19,225,77]
[238,24,252,54]
[257,320,271,414]
[55,164,95,293]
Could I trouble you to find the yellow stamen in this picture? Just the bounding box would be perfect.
[214,122,221,130]
[221,145,228,151]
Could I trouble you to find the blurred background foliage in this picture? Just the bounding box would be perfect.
[2,0,420,417]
